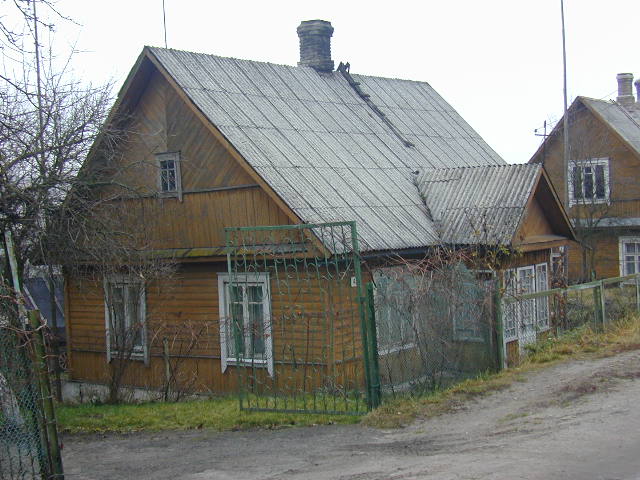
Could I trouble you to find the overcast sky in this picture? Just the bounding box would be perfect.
[11,0,640,164]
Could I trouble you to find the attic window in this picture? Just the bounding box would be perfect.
[568,158,609,207]
[156,151,182,199]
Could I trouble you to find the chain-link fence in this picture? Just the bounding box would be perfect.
[371,263,498,398]
[0,321,48,479]
[1,299,64,479]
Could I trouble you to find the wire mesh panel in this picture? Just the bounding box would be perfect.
[224,222,368,415]
[372,264,498,397]
[0,322,48,480]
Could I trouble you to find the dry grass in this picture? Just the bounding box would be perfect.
[363,312,640,429]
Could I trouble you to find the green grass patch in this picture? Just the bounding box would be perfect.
[364,312,640,429]
[56,396,359,434]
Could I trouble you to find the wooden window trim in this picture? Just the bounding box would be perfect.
[155,151,183,201]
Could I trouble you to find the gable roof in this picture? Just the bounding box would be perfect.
[530,96,640,163]
[143,47,507,252]
[416,164,544,245]
[580,97,640,156]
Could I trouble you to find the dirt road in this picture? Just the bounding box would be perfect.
[63,350,640,479]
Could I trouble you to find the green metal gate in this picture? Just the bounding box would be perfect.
[224,221,378,415]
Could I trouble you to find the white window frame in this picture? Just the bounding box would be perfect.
[156,151,182,200]
[372,270,416,355]
[503,262,551,346]
[103,275,148,364]
[503,269,518,342]
[535,263,550,331]
[568,157,610,207]
[619,236,640,277]
[217,273,273,376]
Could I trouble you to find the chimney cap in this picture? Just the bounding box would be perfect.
[616,72,635,109]
[297,19,334,35]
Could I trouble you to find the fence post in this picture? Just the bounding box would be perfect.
[365,282,381,408]
[162,337,171,402]
[28,310,64,479]
[635,274,640,313]
[599,280,606,327]
[493,277,505,370]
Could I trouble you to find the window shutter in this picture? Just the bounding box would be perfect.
[572,166,583,200]
[594,164,605,199]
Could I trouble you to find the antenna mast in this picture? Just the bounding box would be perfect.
[561,0,569,208]
[162,0,168,48]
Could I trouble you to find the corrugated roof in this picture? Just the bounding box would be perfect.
[147,47,508,252]
[416,164,542,245]
[580,97,640,157]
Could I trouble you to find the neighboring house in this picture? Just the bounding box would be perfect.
[65,20,574,392]
[24,276,65,342]
[530,73,640,282]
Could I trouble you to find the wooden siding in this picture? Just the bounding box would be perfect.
[530,103,640,279]
[516,196,555,242]
[66,262,364,394]
[532,104,640,211]
[109,187,292,250]
[108,70,254,194]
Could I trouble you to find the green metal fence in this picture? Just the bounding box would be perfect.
[224,222,374,414]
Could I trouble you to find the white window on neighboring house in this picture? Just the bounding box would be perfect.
[104,275,147,362]
[550,246,566,286]
[619,237,640,276]
[503,269,518,341]
[535,263,550,331]
[568,158,609,207]
[217,273,273,376]
[503,263,551,346]
[156,151,182,199]
[373,270,416,354]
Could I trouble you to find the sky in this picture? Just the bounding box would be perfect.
[7,0,640,164]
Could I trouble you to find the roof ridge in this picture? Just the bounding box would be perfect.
[147,45,302,71]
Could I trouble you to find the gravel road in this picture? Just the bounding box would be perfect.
[63,350,640,479]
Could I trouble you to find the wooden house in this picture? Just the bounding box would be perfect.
[529,73,640,282]
[65,20,574,396]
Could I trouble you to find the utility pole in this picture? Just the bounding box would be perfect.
[561,0,569,208]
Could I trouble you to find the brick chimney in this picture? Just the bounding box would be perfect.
[297,20,334,72]
[616,73,635,109]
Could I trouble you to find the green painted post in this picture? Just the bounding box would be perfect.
[28,310,64,479]
[366,282,382,408]
[493,277,505,371]
[349,222,374,410]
